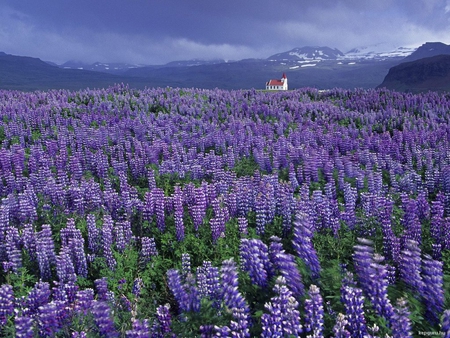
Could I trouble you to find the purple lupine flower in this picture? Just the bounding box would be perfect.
[71,235,88,278]
[211,196,227,239]
[220,258,249,312]
[390,298,412,338]
[269,236,304,298]
[102,215,117,270]
[21,223,36,262]
[399,239,424,294]
[400,198,422,246]
[72,332,87,338]
[126,318,151,338]
[132,278,143,298]
[214,325,231,337]
[87,214,100,254]
[239,238,273,288]
[36,224,56,280]
[144,191,155,223]
[292,212,321,279]
[0,284,14,326]
[227,306,250,337]
[92,301,118,337]
[333,313,351,338]
[431,199,444,242]
[261,276,303,337]
[422,254,444,325]
[15,315,34,338]
[441,310,450,337]
[152,187,166,232]
[56,246,77,284]
[353,239,394,322]
[210,217,224,243]
[379,196,401,264]
[24,281,51,317]
[74,288,94,315]
[237,217,248,236]
[200,324,215,337]
[37,302,63,337]
[278,183,294,237]
[181,253,191,281]
[184,272,201,313]
[173,186,185,241]
[140,236,158,266]
[94,277,110,302]
[148,167,157,190]
[5,227,22,272]
[255,190,268,236]
[166,269,190,313]
[416,191,430,221]
[304,284,324,337]
[198,261,221,307]
[114,222,126,253]
[340,273,367,338]
[154,304,173,336]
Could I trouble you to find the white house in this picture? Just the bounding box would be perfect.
[266,73,288,90]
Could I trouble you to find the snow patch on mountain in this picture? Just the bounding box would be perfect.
[344,43,417,60]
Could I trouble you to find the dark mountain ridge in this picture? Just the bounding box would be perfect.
[402,42,450,63]
[377,54,450,93]
[0,52,152,91]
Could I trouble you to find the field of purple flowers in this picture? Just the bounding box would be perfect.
[0,84,449,337]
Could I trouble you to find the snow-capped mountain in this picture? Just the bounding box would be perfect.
[59,61,147,74]
[267,46,345,62]
[344,43,417,60]
[164,59,226,67]
[266,44,417,64]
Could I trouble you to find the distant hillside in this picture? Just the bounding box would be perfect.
[0,52,152,91]
[377,54,450,93]
[267,46,344,61]
[402,42,450,62]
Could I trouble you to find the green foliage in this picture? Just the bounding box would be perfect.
[0,125,5,143]
[232,156,260,177]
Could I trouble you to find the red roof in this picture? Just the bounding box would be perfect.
[267,79,284,86]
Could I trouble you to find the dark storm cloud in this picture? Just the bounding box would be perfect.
[1,0,449,64]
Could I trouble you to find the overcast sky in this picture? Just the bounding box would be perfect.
[1,0,450,65]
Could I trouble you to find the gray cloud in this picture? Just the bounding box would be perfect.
[1,0,450,64]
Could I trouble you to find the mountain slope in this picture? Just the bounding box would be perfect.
[344,44,416,60]
[267,46,344,61]
[0,53,152,91]
[377,54,450,93]
[402,42,450,63]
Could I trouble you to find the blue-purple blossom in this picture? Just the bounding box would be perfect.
[269,236,304,298]
[353,239,394,322]
[0,284,14,326]
[304,284,324,337]
[167,269,190,313]
[173,186,185,241]
[390,298,412,338]
[126,319,150,337]
[15,315,35,338]
[261,276,303,337]
[239,238,273,288]
[441,309,450,337]
[92,301,118,337]
[154,304,173,336]
[292,212,321,279]
[341,273,367,338]
[422,254,444,325]
[399,239,424,294]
